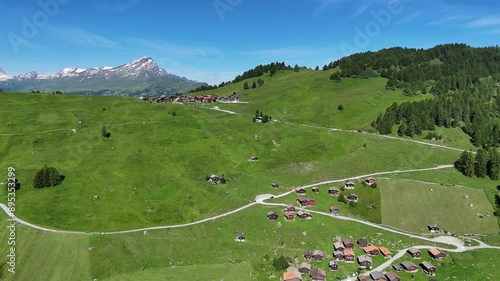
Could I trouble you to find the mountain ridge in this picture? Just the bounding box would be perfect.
[0,57,205,96]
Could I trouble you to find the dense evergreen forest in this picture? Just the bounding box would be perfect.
[190,62,294,93]
[326,44,500,148]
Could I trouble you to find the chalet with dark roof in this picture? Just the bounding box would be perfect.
[295,188,307,195]
[357,255,373,268]
[370,271,387,281]
[343,240,354,250]
[385,272,401,281]
[330,206,340,216]
[333,250,344,261]
[297,198,316,207]
[401,261,419,273]
[334,241,345,251]
[365,177,376,186]
[304,249,312,260]
[271,183,279,189]
[236,232,245,242]
[328,187,340,196]
[267,211,278,220]
[310,268,326,281]
[312,187,320,193]
[427,224,440,233]
[347,193,358,203]
[329,261,339,271]
[283,205,296,212]
[392,264,403,272]
[357,239,368,248]
[345,181,355,189]
[313,250,325,261]
[407,248,421,259]
[299,262,311,274]
[297,211,312,220]
[420,261,436,276]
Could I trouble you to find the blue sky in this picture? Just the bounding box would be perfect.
[1,0,499,84]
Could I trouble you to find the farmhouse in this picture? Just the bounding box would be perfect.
[304,249,313,260]
[328,187,340,196]
[357,239,368,248]
[345,181,355,189]
[284,211,295,221]
[329,261,339,271]
[343,240,354,250]
[235,232,245,242]
[343,249,355,263]
[284,205,296,212]
[347,193,359,203]
[334,241,345,251]
[333,250,344,261]
[297,211,312,220]
[357,255,373,268]
[385,272,401,281]
[329,206,340,215]
[271,183,279,188]
[313,250,325,261]
[407,248,421,259]
[310,268,326,281]
[297,198,316,207]
[267,211,279,220]
[365,177,376,186]
[429,248,446,260]
[427,224,440,233]
[370,271,387,281]
[312,187,320,193]
[295,188,307,194]
[401,261,419,273]
[420,261,436,276]
[363,245,380,256]
[299,262,312,274]
[283,271,302,281]
[208,175,220,184]
[379,247,392,258]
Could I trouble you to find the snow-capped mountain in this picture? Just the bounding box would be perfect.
[0,57,205,96]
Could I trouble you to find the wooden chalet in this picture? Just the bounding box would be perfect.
[249,156,259,162]
[295,188,307,195]
[304,249,313,260]
[299,262,311,274]
[392,264,403,272]
[310,268,326,281]
[343,240,354,250]
[267,211,279,220]
[429,248,446,261]
[365,177,376,186]
[379,247,392,258]
[347,193,359,203]
[236,232,245,242]
[312,187,320,193]
[333,241,345,251]
[297,198,316,207]
[328,187,340,196]
[333,250,344,261]
[345,181,355,189]
[357,275,367,281]
[427,224,440,233]
[297,211,312,220]
[401,261,419,273]
[329,206,340,216]
[363,245,380,256]
[343,249,355,263]
[357,255,373,268]
[420,261,436,276]
[357,239,368,248]
[370,271,387,281]
[271,183,279,188]
[283,271,302,281]
[329,261,339,271]
[313,250,325,261]
[385,272,401,281]
[283,205,296,212]
[407,248,421,259]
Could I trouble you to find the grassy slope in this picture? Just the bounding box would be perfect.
[0,92,459,232]
[0,213,90,280]
[380,179,499,234]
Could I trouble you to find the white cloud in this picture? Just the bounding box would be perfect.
[398,10,427,24]
[50,26,119,48]
[427,15,468,26]
[466,16,500,28]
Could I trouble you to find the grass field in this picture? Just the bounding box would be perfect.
[0,92,459,231]
[0,213,90,280]
[380,179,499,234]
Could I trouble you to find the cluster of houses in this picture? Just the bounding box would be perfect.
[146,93,240,104]
[267,205,313,221]
[282,242,445,281]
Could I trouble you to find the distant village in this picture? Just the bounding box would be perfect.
[139,92,241,104]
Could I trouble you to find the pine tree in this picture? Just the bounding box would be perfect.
[474,149,488,178]
[243,82,249,90]
[487,149,500,180]
[33,170,43,189]
[455,151,474,177]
